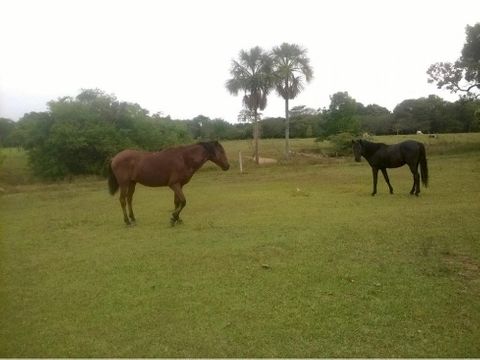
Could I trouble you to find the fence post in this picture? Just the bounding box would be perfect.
[239,151,243,173]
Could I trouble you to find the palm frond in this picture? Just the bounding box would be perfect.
[226,46,274,115]
[271,42,314,100]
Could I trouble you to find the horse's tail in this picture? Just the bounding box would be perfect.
[107,161,119,195]
[419,143,429,188]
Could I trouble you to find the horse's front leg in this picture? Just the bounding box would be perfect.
[172,193,184,224]
[371,167,379,196]
[169,183,186,226]
[381,168,394,194]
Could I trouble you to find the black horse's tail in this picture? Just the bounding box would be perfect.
[419,144,429,187]
[107,162,119,195]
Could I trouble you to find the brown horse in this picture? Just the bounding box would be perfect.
[108,141,230,226]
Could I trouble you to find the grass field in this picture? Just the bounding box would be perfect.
[1,135,480,357]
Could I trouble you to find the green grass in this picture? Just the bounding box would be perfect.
[1,135,480,357]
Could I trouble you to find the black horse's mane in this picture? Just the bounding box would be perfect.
[360,139,387,147]
[356,139,388,158]
[360,139,387,152]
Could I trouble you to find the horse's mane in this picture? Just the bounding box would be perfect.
[198,141,219,156]
[361,139,387,149]
[361,139,387,146]
[359,139,387,157]
[155,141,218,154]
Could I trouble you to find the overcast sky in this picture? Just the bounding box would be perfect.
[1,0,479,122]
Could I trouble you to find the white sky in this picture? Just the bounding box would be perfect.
[1,0,479,122]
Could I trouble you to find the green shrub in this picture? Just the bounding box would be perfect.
[16,89,192,180]
[327,132,356,156]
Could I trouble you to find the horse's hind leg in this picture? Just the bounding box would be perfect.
[409,179,416,195]
[371,167,379,196]
[119,186,131,225]
[127,181,137,223]
[381,168,394,194]
[408,163,420,196]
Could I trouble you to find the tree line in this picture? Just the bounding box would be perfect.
[1,88,478,176]
[0,23,478,179]
[2,89,478,149]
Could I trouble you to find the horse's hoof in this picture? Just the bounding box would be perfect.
[371,193,376,196]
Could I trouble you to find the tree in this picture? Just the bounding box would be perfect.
[184,115,236,140]
[356,104,392,135]
[260,117,284,138]
[15,89,192,179]
[226,47,274,164]
[272,43,313,158]
[0,118,16,147]
[453,98,480,132]
[427,23,480,99]
[323,92,360,136]
[186,115,211,139]
[391,95,475,134]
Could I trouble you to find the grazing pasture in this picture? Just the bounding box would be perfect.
[1,134,480,357]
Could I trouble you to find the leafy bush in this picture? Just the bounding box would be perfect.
[15,89,192,179]
[0,150,5,168]
[327,132,356,156]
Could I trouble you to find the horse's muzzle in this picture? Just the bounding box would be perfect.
[222,164,230,171]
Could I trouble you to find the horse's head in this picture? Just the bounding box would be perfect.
[202,141,230,171]
[352,139,363,162]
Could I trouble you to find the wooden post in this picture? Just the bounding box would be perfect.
[239,151,243,173]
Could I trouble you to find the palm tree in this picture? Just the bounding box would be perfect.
[272,43,313,159]
[226,47,274,164]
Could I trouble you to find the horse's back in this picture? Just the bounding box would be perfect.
[111,149,145,169]
[373,141,421,168]
[399,140,423,157]
[400,140,422,148]
[111,149,144,182]
[111,148,184,187]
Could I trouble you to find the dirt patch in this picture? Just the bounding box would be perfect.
[297,151,327,159]
[252,157,277,164]
[442,252,480,280]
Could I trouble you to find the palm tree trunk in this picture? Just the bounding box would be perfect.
[285,97,290,159]
[254,108,259,164]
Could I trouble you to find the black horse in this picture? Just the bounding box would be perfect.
[352,139,428,196]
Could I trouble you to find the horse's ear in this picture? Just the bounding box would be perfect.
[351,140,355,144]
